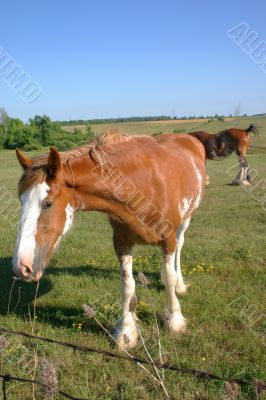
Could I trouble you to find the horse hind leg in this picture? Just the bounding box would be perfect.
[232,156,251,187]
[175,219,190,296]
[243,158,252,184]
[205,172,210,185]
[161,246,187,334]
[205,159,210,185]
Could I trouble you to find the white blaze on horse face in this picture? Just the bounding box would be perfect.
[12,182,50,274]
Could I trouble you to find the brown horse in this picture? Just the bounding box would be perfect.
[187,124,258,186]
[12,131,205,349]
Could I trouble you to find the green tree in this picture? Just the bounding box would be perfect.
[0,108,9,144]
[30,115,53,146]
[4,118,40,150]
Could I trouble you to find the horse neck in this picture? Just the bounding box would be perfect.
[64,155,130,217]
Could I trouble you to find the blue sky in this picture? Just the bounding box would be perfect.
[0,0,265,121]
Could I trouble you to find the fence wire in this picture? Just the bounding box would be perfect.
[1,326,265,395]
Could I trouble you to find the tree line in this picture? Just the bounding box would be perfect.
[58,114,226,125]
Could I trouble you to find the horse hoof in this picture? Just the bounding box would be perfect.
[113,314,138,350]
[176,282,188,296]
[231,179,251,187]
[241,180,251,187]
[113,328,138,350]
[163,310,187,334]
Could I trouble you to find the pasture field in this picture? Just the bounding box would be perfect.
[0,117,266,399]
[62,115,266,147]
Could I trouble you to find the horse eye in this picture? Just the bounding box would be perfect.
[43,200,53,209]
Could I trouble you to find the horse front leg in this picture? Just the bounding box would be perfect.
[161,246,187,334]
[113,236,138,350]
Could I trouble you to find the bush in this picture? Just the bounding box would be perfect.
[53,140,76,151]
[4,120,39,150]
[86,125,94,138]
[23,143,41,151]
[173,128,185,133]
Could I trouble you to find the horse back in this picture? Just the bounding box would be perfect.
[154,133,206,164]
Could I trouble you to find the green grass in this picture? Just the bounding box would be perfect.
[0,118,266,399]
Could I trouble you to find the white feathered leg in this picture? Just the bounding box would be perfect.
[161,253,187,333]
[114,255,138,349]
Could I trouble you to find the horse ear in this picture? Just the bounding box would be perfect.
[47,147,61,178]
[16,148,33,170]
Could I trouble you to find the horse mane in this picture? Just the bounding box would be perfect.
[18,130,133,196]
[66,129,132,166]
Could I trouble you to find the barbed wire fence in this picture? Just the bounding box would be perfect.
[1,326,265,400]
[1,279,266,399]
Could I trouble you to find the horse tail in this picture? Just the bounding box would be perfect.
[245,124,259,136]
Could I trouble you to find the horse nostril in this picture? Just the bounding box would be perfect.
[24,266,32,276]
[19,264,33,279]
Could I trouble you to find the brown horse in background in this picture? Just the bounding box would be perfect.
[188,124,258,186]
[13,131,205,350]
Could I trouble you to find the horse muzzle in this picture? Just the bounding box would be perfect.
[14,261,43,282]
